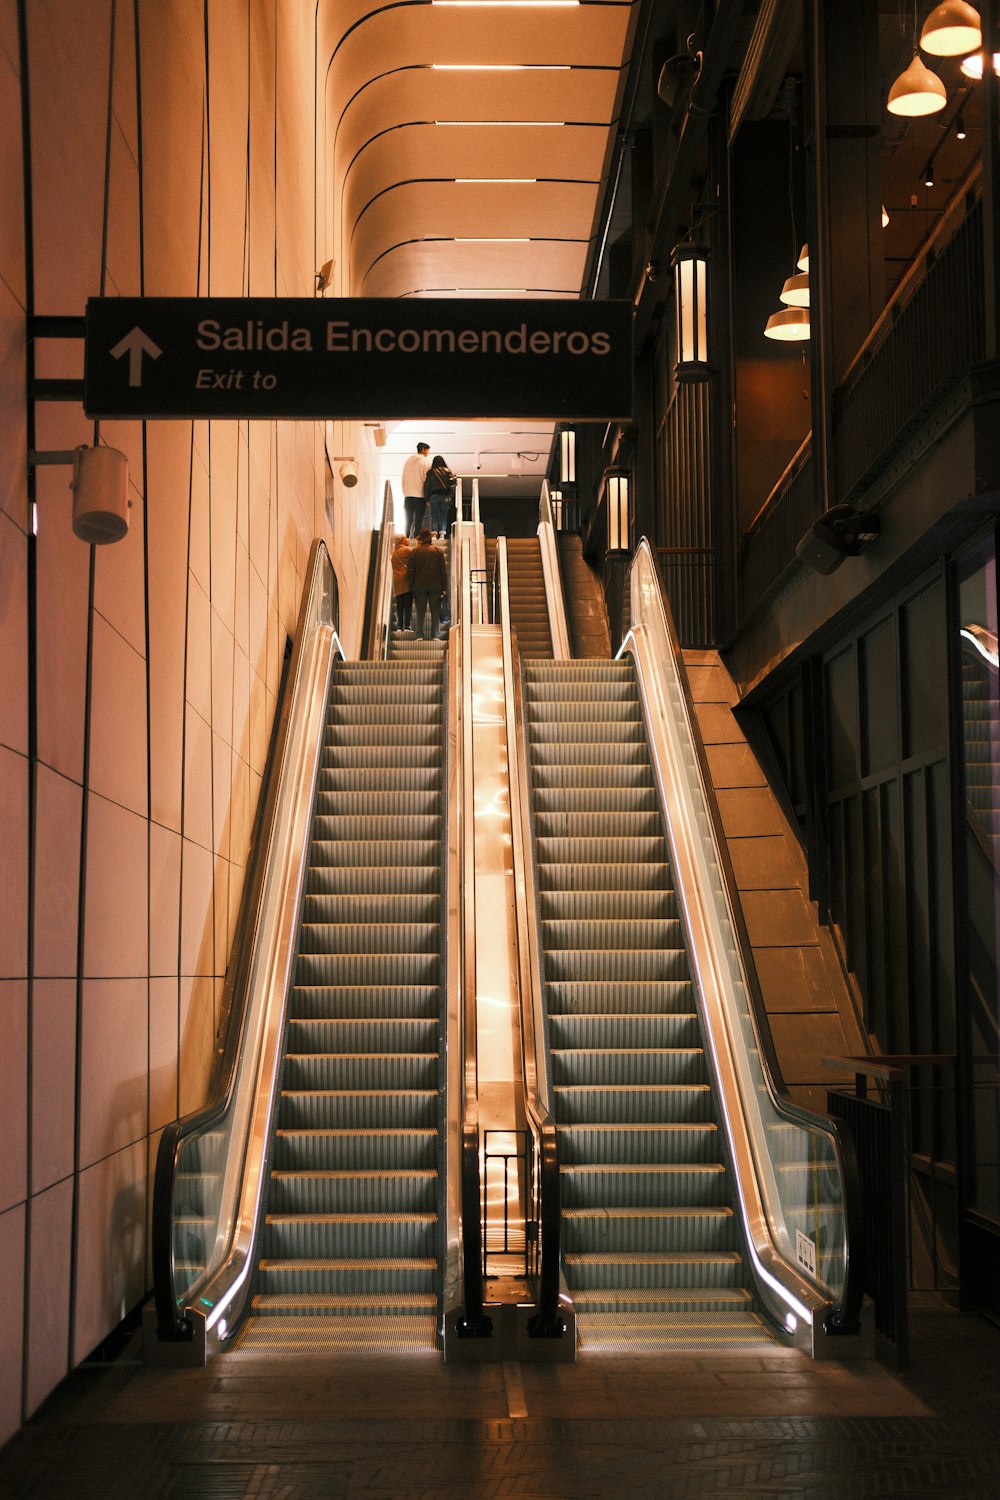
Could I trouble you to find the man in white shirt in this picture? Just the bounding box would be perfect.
[401,443,431,536]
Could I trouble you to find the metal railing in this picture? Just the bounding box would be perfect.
[498,537,566,1337]
[537,481,572,659]
[740,180,985,616]
[365,481,396,660]
[445,533,490,1338]
[149,540,342,1358]
[623,539,866,1353]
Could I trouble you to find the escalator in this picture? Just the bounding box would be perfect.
[486,535,553,657]
[523,658,771,1352]
[236,640,447,1352]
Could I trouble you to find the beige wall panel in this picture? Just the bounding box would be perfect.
[26,0,111,310]
[213,853,231,979]
[249,671,271,780]
[211,611,236,753]
[30,980,76,1194]
[247,428,275,587]
[0,295,27,536]
[104,118,141,297]
[212,730,233,860]
[73,1139,146,1365]
[248,556,269,690]
[110,0,138,159]
[0,12,25,312]
[180,836,215,978]
[83,793,148,979]
[146,427,191,836]
[183,704,214,853]
[209,424,240,632]
[79,977,148,1168]
[91,454,146,658]
[33,467,88,786]
[88,614,148,819]
[0,510,28,756]
[32,764,82,979]
[231,745,251,869]
[189,442,211,592]
[148,976,179,1133]
[233,638,252,770]
[186,577,212,724]
[0,979,27,1212]
[0,744,28,979]
[206,0,250,298]
[0,1202,26,1449]
[136,1,204,296]
[178,973,215,1116]
[236,432,250,551]
[249,3,278,294]
[149,821,181,978]
[25,1177,72,1418]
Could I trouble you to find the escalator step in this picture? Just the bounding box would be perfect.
[554,1083,712,1124]
[272,1128,438,1171]
[268,1169,438,1214]
[297,921,440,955]
[551,1048,707,1086]
[290,984,439,1019]
[278,1090,438,1128]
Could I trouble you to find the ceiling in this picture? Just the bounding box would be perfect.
[317,0,637,499]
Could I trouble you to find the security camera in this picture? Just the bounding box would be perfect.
[795,504,879,575]
[339,460,359,488]
[70,445,130,544]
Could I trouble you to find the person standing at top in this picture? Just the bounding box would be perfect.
[407,528,448,640]
[424,454,455,539]
[401,442,431,537]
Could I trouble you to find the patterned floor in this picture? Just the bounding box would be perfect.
[2,1300,999,1498]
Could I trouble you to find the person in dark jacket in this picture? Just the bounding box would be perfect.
[424,454,455,538]
[407,528,449,640]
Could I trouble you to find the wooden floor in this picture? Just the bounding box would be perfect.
[2,1299,999,1497]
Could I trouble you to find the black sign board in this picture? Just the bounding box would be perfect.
[83,297,633,421]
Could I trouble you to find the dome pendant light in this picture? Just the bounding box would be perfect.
[919,1,982,58]
[779,272,810,307]
[764,307,810,341]
[887,52,947,115]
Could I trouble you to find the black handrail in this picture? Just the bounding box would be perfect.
[150,539,337,1341]
[628,543,866,1334]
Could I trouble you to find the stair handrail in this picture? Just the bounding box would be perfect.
[149,539,342,1354]
[449,532,489,1335]
[366,480,396,660]
[622,538,866,1352]
[497,539,565,1336]
[537,480,572,659]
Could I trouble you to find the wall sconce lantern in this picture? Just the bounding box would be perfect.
[560,428,576,485]
[607,472,630,552]
[672,241,711,381]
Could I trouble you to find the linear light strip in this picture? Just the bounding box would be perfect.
[431,63,570,70]
[454,237,531,242]
[436,119,564,125]
[454,177,538,182]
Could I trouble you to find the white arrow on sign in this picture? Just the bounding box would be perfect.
[110,327,163,387]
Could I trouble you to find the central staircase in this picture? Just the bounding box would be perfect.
[523,658,774,1353]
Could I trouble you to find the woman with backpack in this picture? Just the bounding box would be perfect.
[424,455,455,539]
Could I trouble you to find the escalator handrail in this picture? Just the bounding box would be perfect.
[623,538,865,1339]
[537,480,571,659]
[455,533,488,1331]
[496,538,564,1334]
[366,481,396,660]
[151,539,342,1343]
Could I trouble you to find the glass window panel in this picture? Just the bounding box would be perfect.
[861,617,898,776]
[903,578,947,760]
[826,647,859,790]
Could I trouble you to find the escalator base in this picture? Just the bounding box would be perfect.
[233,1314,439,1354]
[576,1311,777,1354]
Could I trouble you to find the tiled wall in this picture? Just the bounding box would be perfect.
[0,0,377,1443]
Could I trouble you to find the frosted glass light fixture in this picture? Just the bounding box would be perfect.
[919,1,981,57]
[560,429,576,484]
[672,241,711,381]
[606,473,630,552]
[887,53,947,115]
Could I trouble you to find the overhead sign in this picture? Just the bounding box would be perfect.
[83,297,633,421]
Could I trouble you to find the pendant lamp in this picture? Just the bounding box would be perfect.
[919,1,981,57]
[764,307,810,341]
[887,53,947,115]
[780,272,810,307]
[797,244,809,272]
[960,50,1000,78]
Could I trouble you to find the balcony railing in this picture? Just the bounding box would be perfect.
[739,179,985,617]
